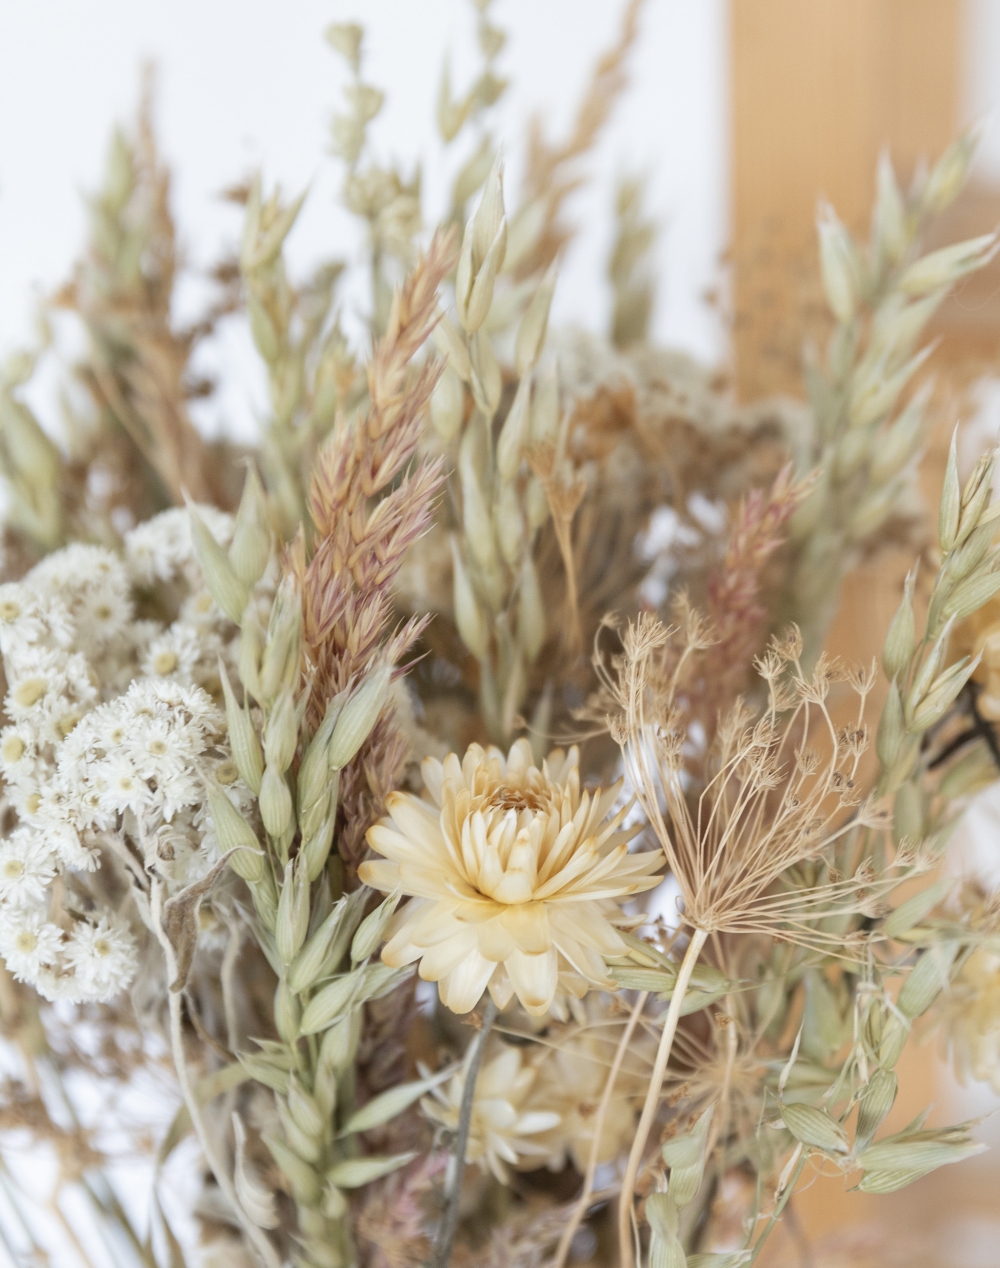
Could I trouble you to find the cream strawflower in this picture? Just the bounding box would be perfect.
[359,739,662,1016]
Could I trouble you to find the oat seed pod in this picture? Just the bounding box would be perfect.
[300,972,358,1035]
[660,1105,713,1205]
[898,941,960,1020]
[496,480,524,567]
[259,577,303,705]
[900,233,998,297]
[301,804,337,883]
[884,879,953,939]
[908,655,978,731]
[327,667,392,771]
[262,1134,321,1206]
[514,262,557,376]
[276,856,311,965]
[220,663,264,795]
[288,903,343,994]
[496,375,532,482]
[817,203,860,325]
[238,610,265,702]
[451,536,489,659]
[208,789,265,882]
[517,552,546,662]
[432,316,472,382]
[260,762,295,838]
[472,155,505,269]
[274,978,301,1045]
[264,688,298,774]
[780,1102,849,1155]
[882,569,916,680]
[923,125,980,215]
[188,503,249,624]
[464,220,507,334]
[892,779,924,846]
[469,329,502,417]
[856,1069,898,1148]
[287,1076,325,1142]
[350,891,401,964]
[873,150,908,265]
[430,364,465,440]
[875,680,906,768]
[229,466,272,587]
[530,361,559,447]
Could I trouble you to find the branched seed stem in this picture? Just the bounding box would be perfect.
[618,926,708,1268]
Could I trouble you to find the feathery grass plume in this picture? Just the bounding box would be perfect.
[292,229,457,871]
[54,80,228,513]
[513,0,643,280]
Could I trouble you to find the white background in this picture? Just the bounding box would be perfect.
[0,0,728,446]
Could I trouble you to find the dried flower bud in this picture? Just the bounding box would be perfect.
[276,857,311,965]
[220,663,264,795]
[350,891,401,963]
[882,569,916,680]
[496,376,532,482]
[259,762,295,838]
[430,365,465,440]
[188,503,249,624]
[451,537,489,659]
[817,203,860,324]
[229,467,271,587]
[264,688,298,774]
[208,789,264,882]
[327,668,392,771]
[514,262,557,376]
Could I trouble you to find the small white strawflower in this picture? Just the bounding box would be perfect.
[361,740,662,1016]
[30,544,132,650]
[0,583,74,658]
[125,506,233,587]
[0,828,57,908]
[421,1045,560,1183]
[64,917,138,1002]
[0,909,64,981]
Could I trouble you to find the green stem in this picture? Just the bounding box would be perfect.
[746,1152,808,1265]
[432,996,499,1268]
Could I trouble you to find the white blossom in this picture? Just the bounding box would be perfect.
[64,917,138,1002]
[0,828,58,908]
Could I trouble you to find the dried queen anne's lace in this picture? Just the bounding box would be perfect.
[0,508,246,1003]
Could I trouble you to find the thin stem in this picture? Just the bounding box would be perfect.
[553,992,649,1268]
[432,996,500,1268]
[152,890,282,1268]
[618,926,708,1268]
[746,1153,808,1265]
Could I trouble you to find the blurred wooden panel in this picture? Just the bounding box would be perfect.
[730,0,961,399]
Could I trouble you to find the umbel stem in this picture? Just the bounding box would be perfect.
[432,995,500,1268]
[617,927,709,1268]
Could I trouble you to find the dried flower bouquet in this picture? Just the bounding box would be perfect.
[1,5,999,1268]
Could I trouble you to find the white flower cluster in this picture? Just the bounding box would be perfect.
[0,507,245,1003]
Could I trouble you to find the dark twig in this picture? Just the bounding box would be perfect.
[432,996,499,1268]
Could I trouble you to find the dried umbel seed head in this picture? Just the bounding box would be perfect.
[360,738,662,1015]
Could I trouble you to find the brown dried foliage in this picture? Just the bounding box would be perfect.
[293,228,457,870]
[514,0,643,279]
